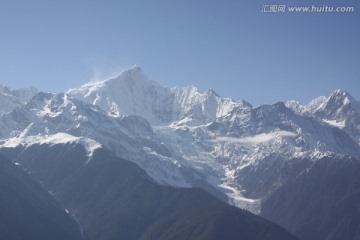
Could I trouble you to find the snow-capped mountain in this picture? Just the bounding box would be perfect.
[153,101,360,212]
[1,66,360,239]
[285,96,327,115]
[1,66,360,215]
[286,89,360,146]
[0,84,38,115]
[315,89,360,145]
[68,66,247,126]
[67,67,360,212]
[0,91,203,189]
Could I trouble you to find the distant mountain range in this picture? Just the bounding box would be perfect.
[0,66,359,239]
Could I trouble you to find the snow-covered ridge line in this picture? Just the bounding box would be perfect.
[2,132,102,158]
[0,85,38,116]
[67,66,251,126]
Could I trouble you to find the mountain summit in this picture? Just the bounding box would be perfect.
[68,67,244,126]
[316,89,360,119]
[68,66,172,123]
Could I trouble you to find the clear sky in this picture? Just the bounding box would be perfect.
[0,0,359,106]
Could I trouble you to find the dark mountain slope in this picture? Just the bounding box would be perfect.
[261,156,360,240]
[1,144,297,240]
[0,154,87,240]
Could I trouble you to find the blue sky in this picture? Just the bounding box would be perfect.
[0,0,359,106]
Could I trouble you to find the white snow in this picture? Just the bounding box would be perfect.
[2,132,102,159]
[210,130,296,144]
[306,96,327,113]
[68,66,246,126]
[218,183,261,214]
[285,96,327,115]
[0,85,38,115]
[323,119,346,128]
